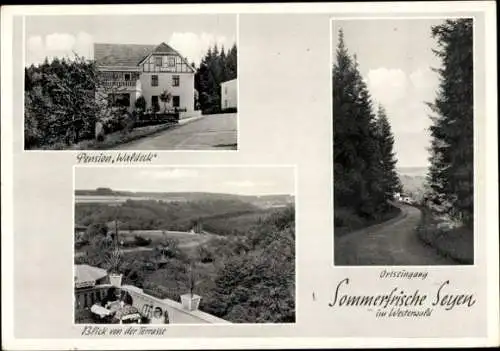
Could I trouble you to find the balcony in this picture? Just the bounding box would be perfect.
[101,80,139,88]
[74,283,230,325]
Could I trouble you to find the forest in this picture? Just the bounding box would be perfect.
[332,29,402,236]
[195,43,237,114]
[75,198,261,232]
[75,202,295,323]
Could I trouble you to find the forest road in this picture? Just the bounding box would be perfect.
[334,204,456,265]
[114,113,237,150]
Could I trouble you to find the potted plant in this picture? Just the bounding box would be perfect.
[106,248,123,287]
[180,263,201,311]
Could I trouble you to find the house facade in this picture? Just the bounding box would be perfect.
[220,78,237,111]
[94,42,197,114]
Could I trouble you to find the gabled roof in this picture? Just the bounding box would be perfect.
[94,42,194,72]
[94,43,155,68]
[153,42,177,55]
[137,42,196,73]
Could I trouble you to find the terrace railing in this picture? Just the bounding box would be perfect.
[74,284,230,324]
[101,80,138,88]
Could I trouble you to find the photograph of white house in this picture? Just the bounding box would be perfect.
[221,78,237,111]
[95,42,197,117]
[24,15,238,150]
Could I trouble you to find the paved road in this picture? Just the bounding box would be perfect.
[334,204,456,266]
[115,113,237,150]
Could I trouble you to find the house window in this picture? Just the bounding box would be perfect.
[168,56,175,67]
[172,96,180,107]
[124,73,130,81]
[172,75,180,87]
[151,75,158,87]
[155,56,162,67]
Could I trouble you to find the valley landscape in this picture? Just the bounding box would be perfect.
[74,188,296,323]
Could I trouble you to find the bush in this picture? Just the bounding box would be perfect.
[24,56,100,149]
[416,207,473,264]
[134,235,152,247]
[135,95,146,110]
[197,246,214,263]
[202,105,221,115]
[75,239,89,250]
[221,107,237,113]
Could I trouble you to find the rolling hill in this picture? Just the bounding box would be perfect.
[398,167,428,202]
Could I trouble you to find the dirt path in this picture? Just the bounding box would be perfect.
[334,204,456,266]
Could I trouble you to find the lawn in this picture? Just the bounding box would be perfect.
[118,230,207,245]
[41,123,175,150]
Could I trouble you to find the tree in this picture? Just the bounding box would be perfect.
[333,30,386,218]
[426,19,473,227]
[134,95,146,111]
[159,89,172,113]
[194,42,238,114]
[203,206,295,323]
[24,55,100,148]
[376,104,402,198]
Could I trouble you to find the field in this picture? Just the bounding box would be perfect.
[117,230,216,244]
[202,210,271,235]
[75,195,186,204]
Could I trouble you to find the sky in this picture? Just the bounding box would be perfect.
[25,15,236,67]
[332,18,446,169]
[75,167,295,196]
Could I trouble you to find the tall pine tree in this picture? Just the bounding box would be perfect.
[333,29,390,219]
[376,105,402,199]
[426,19,473,227]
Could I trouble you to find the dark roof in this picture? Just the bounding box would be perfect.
[94,42,179,68]
[153,42,177,55]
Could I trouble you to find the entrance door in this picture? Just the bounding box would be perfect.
[172,96,180,108]
[151,96,159,112]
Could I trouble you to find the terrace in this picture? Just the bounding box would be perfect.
[74,264,229,325]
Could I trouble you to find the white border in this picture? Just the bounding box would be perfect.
[71,164,298,327]
[22,13,240,153]
[1,6,15,349]
[2,2,498,349]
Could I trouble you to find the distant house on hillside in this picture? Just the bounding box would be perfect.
[94,42,197,116]
[220,78,237,111]
[394,192,414,204]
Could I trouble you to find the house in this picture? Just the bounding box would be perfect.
[220,78,237,111]
[94,42,197,115]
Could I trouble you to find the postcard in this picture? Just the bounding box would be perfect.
[1,2,498,350]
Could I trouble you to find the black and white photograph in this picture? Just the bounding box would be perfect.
[332,18,474,266]
[74,166,295,324]
[24,15,238,151]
